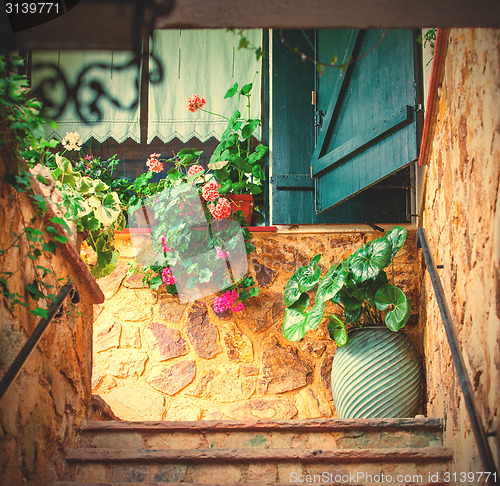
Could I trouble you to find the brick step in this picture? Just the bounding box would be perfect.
[79,418,444,451]
[63,446,452,484]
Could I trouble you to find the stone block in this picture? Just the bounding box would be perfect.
[228,398,298,420]
[100,385,165,421]
[185,304,221,359]
[223,321,253,362]
[94,321,121,353]
[148,360,196,395]
[144,321,188,361]
[259,334,312,394]
[156,295,187,323]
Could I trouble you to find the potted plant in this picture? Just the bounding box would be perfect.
[282,226,421,418]
[42,133,126,278]
[186,76,268,225]
[126,148,260,314]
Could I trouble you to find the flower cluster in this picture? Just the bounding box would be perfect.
[213,290,244,313]
[146,153,163,173]
[187,164,204,176]
[208,197,231,220]
[62,131,83,151]
[215,246,229,259]
[162,267,177,286]
[186,94,206,113]
[201,180,220,202]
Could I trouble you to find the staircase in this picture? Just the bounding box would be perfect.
[56,418,452,485]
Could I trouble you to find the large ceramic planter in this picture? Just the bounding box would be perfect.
[227,194,254,225]
[331,327,421,418]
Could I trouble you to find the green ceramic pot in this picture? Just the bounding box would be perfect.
[331,327,421,418]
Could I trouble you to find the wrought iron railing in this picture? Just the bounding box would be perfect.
[0,282,80,401]
[417,228,498,485]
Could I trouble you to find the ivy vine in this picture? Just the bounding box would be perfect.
[0,54,73,319]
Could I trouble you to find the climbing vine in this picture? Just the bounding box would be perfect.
[0,55,74,318]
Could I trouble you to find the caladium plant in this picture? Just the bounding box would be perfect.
[282,226,411,347]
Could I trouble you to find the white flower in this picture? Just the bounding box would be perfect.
[62,131,83,151]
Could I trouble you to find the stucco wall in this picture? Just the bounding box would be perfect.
[0,154,102,485]
[420,28,500,474]
[91,227,422,421]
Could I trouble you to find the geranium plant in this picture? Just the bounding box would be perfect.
[127,148,259,313]
[282,226,411,347]
[186,75,268,197]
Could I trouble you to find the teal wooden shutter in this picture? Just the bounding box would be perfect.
[312,29,420,214]
[271,30,316,224]
[271,29,421,224]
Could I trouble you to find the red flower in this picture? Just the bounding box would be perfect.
[208,197,231,220]
[187,164,204,176]
[187,94,206,112]
[146,153,163,173]
[201,180,221,202]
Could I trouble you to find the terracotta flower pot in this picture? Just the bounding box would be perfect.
[227,194,254,225]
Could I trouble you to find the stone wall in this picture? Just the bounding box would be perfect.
[91,226,422,421]
[420,29,500,474]
[0,153,103,485]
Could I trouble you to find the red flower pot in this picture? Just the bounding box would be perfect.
[227,194,254,225]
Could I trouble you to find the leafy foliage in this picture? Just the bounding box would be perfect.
[282,226,411,347]
[0,55,75,317]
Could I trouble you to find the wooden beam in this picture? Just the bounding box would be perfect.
[3,0,500,52]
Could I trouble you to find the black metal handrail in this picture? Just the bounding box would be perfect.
[417,228,498,484]
[0,282,80,401]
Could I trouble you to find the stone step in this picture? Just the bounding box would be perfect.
[78,418,444,451]
[56,483,450,486]
[63,446,452,484]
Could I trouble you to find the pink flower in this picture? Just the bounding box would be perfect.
[84,155,92,161]
[162,267,177,286]
[209,197,231,220]
[215,246,229,259]
[187,94,206,112]
[212,290,244,313]
[85,163,91,170]
[201,180,221,202]
[146,153,163,173]
[212,290,245,314]
[187,165,204,176]
[161,236,173,253]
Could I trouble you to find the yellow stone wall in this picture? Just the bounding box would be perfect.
[91,227,422,421]
[0,155,98,485]
[420,28,500,474]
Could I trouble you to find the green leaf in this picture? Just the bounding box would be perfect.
[43,241,58,254]
[49,216,72,233]
[282,307,308,341]
[283,270,303,306]
[240,83,253,95]
[328,314,349,347]
[241,120,260,139]
[297,257,321,293]
[26,281,44,301]
[350,237,392,281]
[224,83,239,99]
[30,307,48,319]
[374,284,411,331]
[316,263,347,303]
[385,225,407,260]
[306,301,325,330]
[149,275,163,290]
[290,292,309,312]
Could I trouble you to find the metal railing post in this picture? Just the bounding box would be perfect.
[0,282,79,401]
